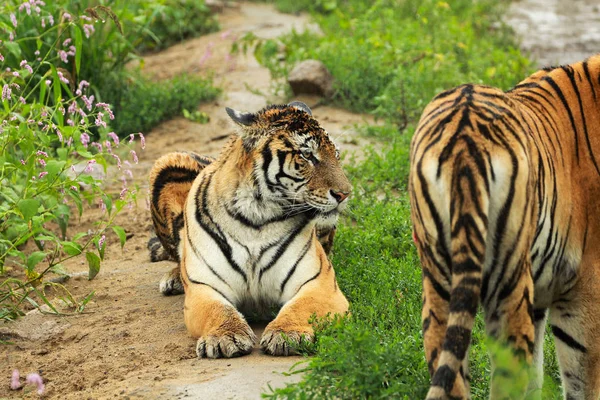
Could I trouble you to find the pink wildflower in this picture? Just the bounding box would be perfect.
[63,12,72,21]
[38,171,48,179]
[98,235,106,248]
[63,38,72,47]
[57,70,69,84]
[10,370,20,390]
[20,60,33,74]
[80,132,90,147]
[45,79,51,87]
[70,185,78,191]
[10,13,17,28]
[84,159,96,173]
[130,150,138,164]
[19,96,25,104]
[120,187,128,199]
[48,15,54,26]
[107,132,119,145]
[25,373,44,395]
[112,154,121,169]
[76,80,89,96]
[0,53,4,62]
[67,119,74,126]
[20,159,25,165]
[99,198,106,212]
[125,169,133,179]
[95,112,106,128]
[129,134,134,144]
[139,133,145,149]
[56,129,63,142]
[38,159,46,167]
[36,150,48,158]
[12,71,20,77]
[59,50,69,63]
[104,140,112,153]
[83,24,95,38]
[2,85,11,101]
[91,142,103,152]
[82,95,94,111]
[96,102,114,120]
[66,137,73,146]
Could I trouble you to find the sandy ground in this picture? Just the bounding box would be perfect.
[0,3,378,399]
[506,0,600,67]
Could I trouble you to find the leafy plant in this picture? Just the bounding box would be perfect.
[0,1,141,322]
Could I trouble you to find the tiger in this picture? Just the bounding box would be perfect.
[409,54,600,399]
[148,101,351,358]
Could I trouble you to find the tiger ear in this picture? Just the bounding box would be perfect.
[226,107,257,126]
[288,101,312,116]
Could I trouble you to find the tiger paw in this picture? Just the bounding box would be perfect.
[158,268,184,296]
[196,325,256,359]
[260,328,314,356]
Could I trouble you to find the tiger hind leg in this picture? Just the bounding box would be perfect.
[159,266,184,296]
[483,263,535,399]
[550,259,600,400]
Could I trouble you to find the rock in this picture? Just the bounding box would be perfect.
[287,60,334,98]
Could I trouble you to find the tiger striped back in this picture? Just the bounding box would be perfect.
[410,55,600,399]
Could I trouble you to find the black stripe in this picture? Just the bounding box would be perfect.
[551,325,587,353]
[151,165,199,211]
[195,173,247,281]
[185,277,234,305]
[259,220,310,280]
[295,255,323,294]
[442,326,472,359]
[279,234,313,294]
[431,364,456,393]
[423,268,450,301]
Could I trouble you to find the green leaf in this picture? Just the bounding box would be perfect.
[26,251,47,272]
[57,148,68,161]
[74,25,83,75]
[62,241,82,256]
[112,225,127,249]
[18,199,41,221]
[46,160,66,179]
[4,42,21,59]
[86,251,101,280]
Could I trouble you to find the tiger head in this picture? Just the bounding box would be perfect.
[226,101,352,222]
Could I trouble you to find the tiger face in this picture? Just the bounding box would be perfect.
[227,101,352,220]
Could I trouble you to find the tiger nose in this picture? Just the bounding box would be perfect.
[330,190,350,203]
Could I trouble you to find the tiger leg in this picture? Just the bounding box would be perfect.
[260,251,348,356]
[419,255,452,398]
[183,282,256,359]
[528,308,548,398]
[550,262,600,400]
[484,262,535,399]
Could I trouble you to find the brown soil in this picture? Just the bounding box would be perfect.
[0,3,378,399]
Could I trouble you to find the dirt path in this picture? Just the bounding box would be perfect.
[506,0,600,67]
[0,3,377,399]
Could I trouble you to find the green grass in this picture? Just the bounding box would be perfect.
[253,0,566,398]
[100,72,221,136]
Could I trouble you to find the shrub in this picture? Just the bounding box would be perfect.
[0,1,142,323]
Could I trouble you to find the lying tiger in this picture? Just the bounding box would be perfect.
[148,101,351,358]
[410,55,600,399]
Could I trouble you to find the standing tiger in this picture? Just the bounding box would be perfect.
[149,101,351,358]
[410,55,600,399]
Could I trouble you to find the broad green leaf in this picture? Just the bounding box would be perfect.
[57,148,68,161]
[112,225,127,249]
[46,160,65,179]
[62,241,82,256]
[86,251,101,280]
[4,42,21,59]
[18,199,40,221]
[26,251,47,271]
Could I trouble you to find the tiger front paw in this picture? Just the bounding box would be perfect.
[260,328,314,356]
[196,324,256,359]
